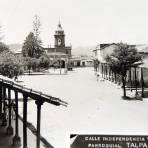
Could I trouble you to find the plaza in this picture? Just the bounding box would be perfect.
[17,67,148,148]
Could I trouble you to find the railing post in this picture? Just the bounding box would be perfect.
[6,88,13,135]
[0,85,2,118]
[35,100,44,148]
[13,90,21,146]
[23,94,28,148]
[2,87,7,126]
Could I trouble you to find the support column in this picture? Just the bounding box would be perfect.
[106,64,109,79]
[97,63,99,73]
[117,74,120,85]
[114,72,117,83]
[103,64,105,78]
[35,100,44,148]
[59,59,61,75]
[111,70,114,82]
[129,68,132,92]
[104,64,106,79]
[23,94,28,148]
[0,85,2,118]
[109,67,111,80]
[112,71,114,82]
[141,68,144,97]
[101,64,103,78]
[2,87,7,126]
[13,91,21,146]
[105,64,107,79]
[6,88,13,135]
[135,67,138,95]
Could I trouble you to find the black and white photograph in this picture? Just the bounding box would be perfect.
[0,0,148,148]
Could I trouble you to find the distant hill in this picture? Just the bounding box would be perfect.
[72,46,95,56]
[8,43,96,56]
[8,43,22,53]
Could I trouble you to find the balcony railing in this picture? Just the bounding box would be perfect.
[0,77,68,148]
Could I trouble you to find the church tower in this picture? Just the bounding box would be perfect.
[54,22,65,48]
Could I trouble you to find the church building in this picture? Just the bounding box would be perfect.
[44,22,72,68]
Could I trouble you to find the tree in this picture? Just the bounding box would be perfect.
[0,50,24,78]
[24,57,40,74]
[106,43,142,98]
[33,14,42,45]
[39,54,50,69]
[22,32,44,58]
[0,42,9,53]
[0,27,23,78]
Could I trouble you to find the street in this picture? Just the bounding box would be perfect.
[19,67,148,148]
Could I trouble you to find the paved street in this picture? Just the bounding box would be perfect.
[18,67,148,148]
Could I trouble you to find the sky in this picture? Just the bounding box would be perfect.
[0,0,148,48]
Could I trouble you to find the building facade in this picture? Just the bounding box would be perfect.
[45,22,72,68]
[93,43,148,92]
[70,55,94,67]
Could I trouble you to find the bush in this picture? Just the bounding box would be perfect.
[0,51,24,78]
[39,55,50,69]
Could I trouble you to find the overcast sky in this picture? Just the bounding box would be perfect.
[0,0,148,48]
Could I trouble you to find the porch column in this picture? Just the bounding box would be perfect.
[6,88,13,135]
[13,90,21,146]
[129,68,132,92]
[141,68,144,97]
[103,64,105,78]
[107,64,109,80]
[0,85,2,117]
[2,87,7,126]
[23,94,28,148]
[134,67,138,95]
[109,66,111,80]
[101,64,103,78]
[111,70,114,82]
[59,58,61,74]
[35,100,44,148]
[105,64,107,79]
[114,72,117,83]
[98,63,99,73]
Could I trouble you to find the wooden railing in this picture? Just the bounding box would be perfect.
[0,77,68,148]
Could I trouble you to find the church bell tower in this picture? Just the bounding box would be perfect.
[54,22,65,48]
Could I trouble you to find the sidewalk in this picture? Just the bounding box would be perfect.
[95,71,144,100]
